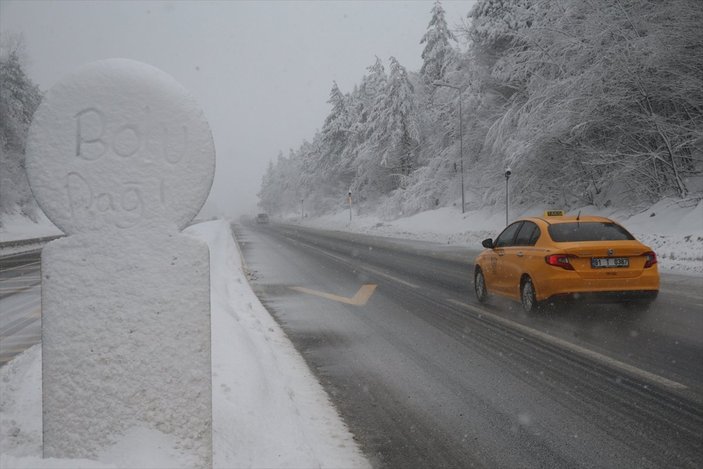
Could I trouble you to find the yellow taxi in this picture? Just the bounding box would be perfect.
[474,211,659,312]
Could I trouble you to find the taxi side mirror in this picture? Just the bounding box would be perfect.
[482,238,494,249]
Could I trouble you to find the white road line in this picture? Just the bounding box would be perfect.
[447,299,687,391]
[296,240,421,289]
[361,266,420,289]
[299,242,354,265]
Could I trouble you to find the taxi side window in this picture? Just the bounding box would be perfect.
[514,221,541,246]
[495,222,523,248]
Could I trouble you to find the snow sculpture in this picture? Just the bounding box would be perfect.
[25,59,214,467]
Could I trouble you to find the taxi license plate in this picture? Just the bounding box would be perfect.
[591,257,629,268]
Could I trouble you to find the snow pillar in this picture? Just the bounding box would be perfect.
[25,59,215,468]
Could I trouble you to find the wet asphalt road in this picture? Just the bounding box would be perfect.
[0,250,42,366]
[235,222,703,469]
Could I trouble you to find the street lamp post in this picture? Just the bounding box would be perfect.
[433,81,465,214]
[300,198,304,221]
[505,167,512,226]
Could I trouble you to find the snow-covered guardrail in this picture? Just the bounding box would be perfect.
[0,235,64,254]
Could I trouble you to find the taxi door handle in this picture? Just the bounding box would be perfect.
[516,252,524,257]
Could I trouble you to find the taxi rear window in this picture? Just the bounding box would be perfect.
[548,222,635,242]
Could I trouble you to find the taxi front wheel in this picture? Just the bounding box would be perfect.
[521,276,539,313]
[474,268,488,303]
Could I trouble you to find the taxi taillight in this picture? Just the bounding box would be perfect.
[545,254,575,270]
[643,251,658,268]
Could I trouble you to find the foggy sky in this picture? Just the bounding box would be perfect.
[1,0,474,218]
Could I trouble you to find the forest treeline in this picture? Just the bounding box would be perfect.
[0,38,42,225]
[1,1,701,225]
[258,0,703,219]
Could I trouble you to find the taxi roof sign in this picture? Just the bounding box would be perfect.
[545,210,565,217]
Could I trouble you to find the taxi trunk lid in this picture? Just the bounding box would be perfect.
[558,241,651,279]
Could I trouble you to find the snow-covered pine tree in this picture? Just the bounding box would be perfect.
[323,82,347,137]
[345,58,387,203]
[468,0,531,58]
[357,57,387,126]
[320,81,352,181]
[420,1,457,86]
[371,57,420,191]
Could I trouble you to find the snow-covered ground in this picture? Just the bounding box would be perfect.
[292,199,703,276]
[1,198,701,467]
[0,220,369,469]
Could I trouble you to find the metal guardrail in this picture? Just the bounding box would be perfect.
[0,234,64,252]
[0,218,213,254]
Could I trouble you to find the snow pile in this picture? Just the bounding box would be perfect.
[40,232,212,465]
[0,348,120,469]
[23,58,217,466]
[295,199,703,275]
[0,220,368,469]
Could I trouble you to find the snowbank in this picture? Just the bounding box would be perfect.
[294,199,703,275]
[0,220,368,469]
[0,212,62,243]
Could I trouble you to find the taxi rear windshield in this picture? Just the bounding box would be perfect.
[548,222,635,242]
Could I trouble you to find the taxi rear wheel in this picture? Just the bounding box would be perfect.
[520,276,538,313]
[474,268,488,303]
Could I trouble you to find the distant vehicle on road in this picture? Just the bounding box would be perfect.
[256,213,269,224]
[474,212,659,312]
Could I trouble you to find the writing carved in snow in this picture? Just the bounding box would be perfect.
[26,60,214,234]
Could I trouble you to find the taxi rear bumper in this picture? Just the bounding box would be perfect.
[534,268,660,302]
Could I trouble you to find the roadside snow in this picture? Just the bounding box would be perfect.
[0,220,369,469]
[0,212,61,243]
[294,199,703,275]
